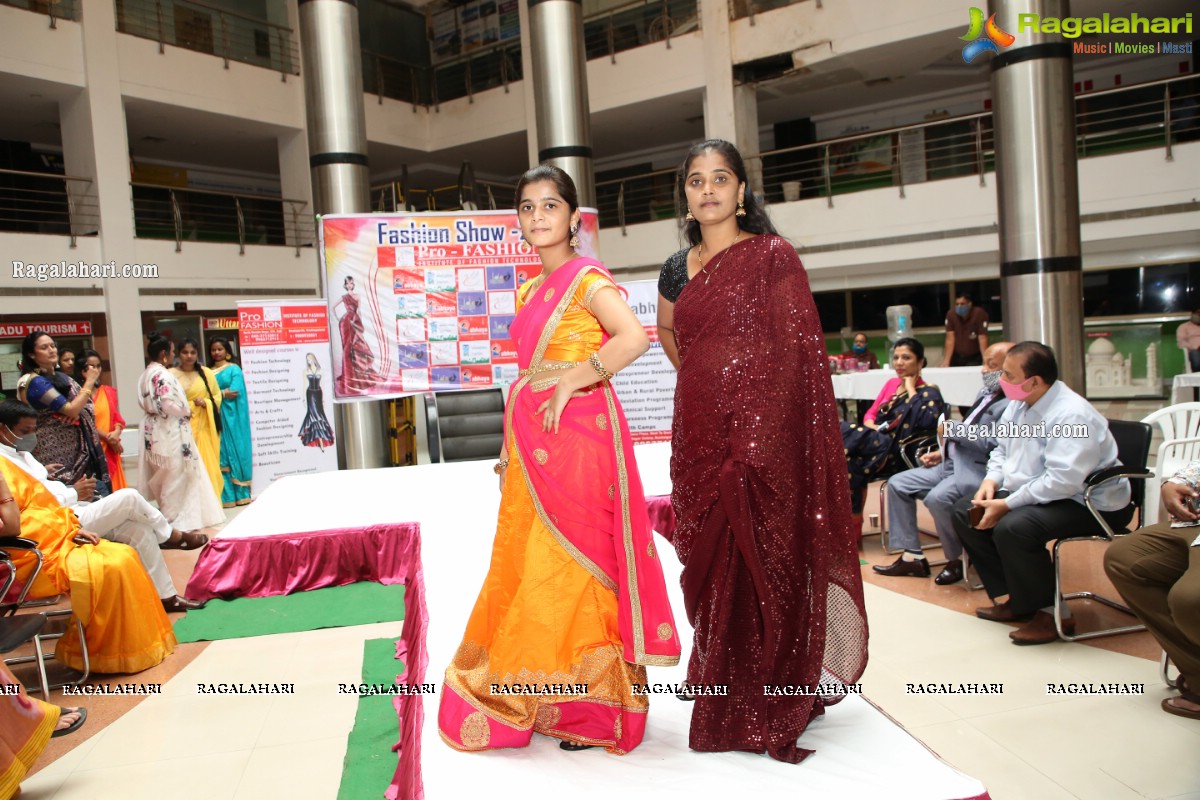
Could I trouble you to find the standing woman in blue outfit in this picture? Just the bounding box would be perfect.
[208,337,253,507]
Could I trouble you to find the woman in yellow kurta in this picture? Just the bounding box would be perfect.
[170,338,223,498]
[0,457,177,674]
[438,166,680,755]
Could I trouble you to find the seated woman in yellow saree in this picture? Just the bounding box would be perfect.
[0,458,176,675]
[169,338,223,499]
[439,166,680,755]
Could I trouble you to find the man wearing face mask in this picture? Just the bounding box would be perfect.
[941,294,989,369]
[950,342,1132,645]
[1177,307,1200,373]
[0,400,205,612]
[875,342,1013,584]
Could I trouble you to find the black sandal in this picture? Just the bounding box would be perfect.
[559,740,596,751]
[51,706,87,738]
[162,595,207,613]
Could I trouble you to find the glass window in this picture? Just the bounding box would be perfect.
[850,283,947,332]
[812,291,847,333]
[1083,262,1199,317]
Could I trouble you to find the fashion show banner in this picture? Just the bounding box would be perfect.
[614,279,675,443]
[237,301,339,494]
[318,209,599,402]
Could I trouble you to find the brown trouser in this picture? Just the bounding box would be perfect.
[1104,521,1200,689]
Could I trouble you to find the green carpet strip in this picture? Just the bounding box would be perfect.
[337,637,407,800]
[173,582,406,642]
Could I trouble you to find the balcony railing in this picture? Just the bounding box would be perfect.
[115,0,299,78]
[598,74,1200,231]
[0,0,80,25]
[364,0,698,108]
[372,179,515,213]
[583,0,699,62]
[0,169,98,247]
[729,0,813,23]
[130,183,314,255]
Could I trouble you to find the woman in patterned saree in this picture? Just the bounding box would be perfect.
[657,139,867,763]
[16,332,110,496]
[138,337,224,533]
[439,165,680,755]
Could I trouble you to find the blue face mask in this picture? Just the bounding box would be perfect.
[955,305,970,317]
[852,344,867,354]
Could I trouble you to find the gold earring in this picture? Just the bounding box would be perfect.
[685,208,695,222]
[569,225,580,249]
[736,199,746,217]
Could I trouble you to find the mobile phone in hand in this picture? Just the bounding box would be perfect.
[969,504,986,527]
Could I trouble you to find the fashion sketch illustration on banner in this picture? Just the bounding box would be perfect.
[333,275,382,395]
[298,354,335,451]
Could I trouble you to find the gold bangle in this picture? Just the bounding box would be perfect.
[493,459,509,475]
[588,352,613,381]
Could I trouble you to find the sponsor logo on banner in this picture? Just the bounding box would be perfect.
[393,269,424,291]
[490,339,517,361]
[461,365,493,385]
[426,292,458,317]
[458,317,489,340]
[0,321,93,338]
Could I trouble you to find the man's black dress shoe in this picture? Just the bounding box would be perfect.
[934,559,964,585]
[871,556,931,578]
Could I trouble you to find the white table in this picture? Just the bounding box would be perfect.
[831,367,984,408]
[1172,373,1200,405]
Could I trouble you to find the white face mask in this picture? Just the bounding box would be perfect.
[982,369,1002,393]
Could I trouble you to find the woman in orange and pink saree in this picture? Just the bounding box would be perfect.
[439,165,681,755]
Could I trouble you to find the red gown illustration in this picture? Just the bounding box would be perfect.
[334,277,380,395]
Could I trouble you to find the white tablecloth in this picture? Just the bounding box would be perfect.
[1172,373,1200,405]
[831,367,984,407]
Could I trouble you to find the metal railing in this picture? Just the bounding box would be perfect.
[583,0,699,62]
[0,0,80,25]
[115,0,298,78]
[371,178,515,214]
[729,0,815,23]
[364,0,698,108]
[130,183,314,255]
[598,74,1200,230]
[0,168,98,247]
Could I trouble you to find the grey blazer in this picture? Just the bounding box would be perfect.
[944,388,1010,492]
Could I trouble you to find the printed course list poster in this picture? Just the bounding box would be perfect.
[238,301,339,494]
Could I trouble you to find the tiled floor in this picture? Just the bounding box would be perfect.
[16,395,1200,799]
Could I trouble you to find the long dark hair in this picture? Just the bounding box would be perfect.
[177,337,204,369]
[514,164,580,213]
[75,348,104,385]
[19,330,73,393]
[209,336,238,365]
[675,139,777,247]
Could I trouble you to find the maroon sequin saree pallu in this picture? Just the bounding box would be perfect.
[670,235,868,763]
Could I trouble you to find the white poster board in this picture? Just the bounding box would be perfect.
[613,279,675,443]
[237,301,339,496]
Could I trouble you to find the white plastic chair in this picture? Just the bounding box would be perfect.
[1140,402,1200,524]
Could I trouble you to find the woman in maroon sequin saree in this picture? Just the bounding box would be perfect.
[661,140,868,763]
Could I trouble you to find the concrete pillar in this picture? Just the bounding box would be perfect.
[298,0,388,469]
[62,0,144,418]
[698,0,761,193]
[989,0,1084,391]
[527,0,595,206]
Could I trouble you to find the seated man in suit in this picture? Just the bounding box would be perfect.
[951,341,1132,645]
[1104,462,1200,719]
[0,400,204,612]
[874,341,1013,584]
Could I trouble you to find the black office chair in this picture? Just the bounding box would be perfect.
[1052,418,1154,641]
[0,537,90,694]
[425,388,505,463]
